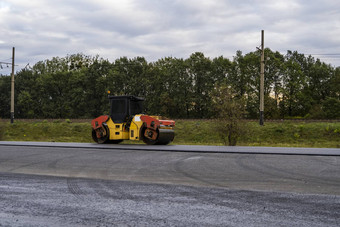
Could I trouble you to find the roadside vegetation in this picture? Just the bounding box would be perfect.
[1,119,339,148]
[0,121,4,141]
[1,51,339,121]
[1,51,338,148]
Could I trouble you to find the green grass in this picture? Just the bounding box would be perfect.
[239,121,340,148]
[175,120,340,148]
[0,120,91,143]
[0,119,339,148]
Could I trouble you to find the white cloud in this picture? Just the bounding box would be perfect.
[0,0,340,75]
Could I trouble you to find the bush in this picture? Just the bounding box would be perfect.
[212,85,246,146]
[214,118,245,146]
[0,122,4,140]
[323,97,340,119]
[305,104,325,119]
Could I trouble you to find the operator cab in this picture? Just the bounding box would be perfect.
[109,95,144,123]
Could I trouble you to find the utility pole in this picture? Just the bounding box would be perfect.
[10,47,15,124]
[259,30,264,126]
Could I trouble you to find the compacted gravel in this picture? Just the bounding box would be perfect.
[0,173,340,227]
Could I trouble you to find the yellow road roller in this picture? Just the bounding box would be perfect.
[91,95,175,145]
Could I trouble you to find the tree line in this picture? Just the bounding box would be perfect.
[0,49,339,119]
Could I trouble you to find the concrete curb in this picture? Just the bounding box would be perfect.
[0,141,340,156]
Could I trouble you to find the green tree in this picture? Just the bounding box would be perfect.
[229,51,249,97]
[323,97,340,119]
[211,56,232,85]
[303,57,334,117]
[264,49,285,106]
[167,58,193,118]
[84,59,112,117]
[2,50,338,120]
[281,51,308,117]
[67,69,89,118]
[0,76,11,118]
[17,91,34,118]
[330,67,340,99]
[15,69,38,118]
[186,52,214,118]
[146,57,193,118]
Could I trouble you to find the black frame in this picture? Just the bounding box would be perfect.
[109,95,144,123]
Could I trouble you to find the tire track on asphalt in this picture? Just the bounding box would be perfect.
[83,150,181,200]
[235,154,306,183]
[5,150,91,173]
[251,155,340,187]
[67,178,85,199]
[0,158,10,165]
[0,148,62,172]
[235,155,340,188]
[46,150,98,169]
[0,152,43,163]
[173,154,226,188]
[312,156,339,167]
[85,149,153,200]
[65,149,135,200]
[88,180,138,201]
[5,152,52,172]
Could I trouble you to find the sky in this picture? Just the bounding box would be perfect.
[1,0,340,75]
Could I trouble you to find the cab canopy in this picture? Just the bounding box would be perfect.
[108,95,144,123]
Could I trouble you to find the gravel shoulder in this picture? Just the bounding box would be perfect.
[1,172,339,227]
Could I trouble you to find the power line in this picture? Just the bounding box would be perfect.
[0,61,18,70]
[0,61,11,64]
[0,58,12,61]
[307,53,340,56]
[276,51,340,56]
[0,61,11,70]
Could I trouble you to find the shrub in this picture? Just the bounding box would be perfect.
[212,85,246,146]
[306,104,324,119]
[0,123,3,140]
[323,97,340,119]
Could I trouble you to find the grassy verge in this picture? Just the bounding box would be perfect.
[0,119,339,148]
[175,120,340,148]
[1,120,91,143]
[240,121,340,148]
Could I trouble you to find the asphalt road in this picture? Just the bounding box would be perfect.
[1,141,340,156]
[0,143,340,226]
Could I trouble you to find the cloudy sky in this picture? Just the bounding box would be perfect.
[0,0,340,75]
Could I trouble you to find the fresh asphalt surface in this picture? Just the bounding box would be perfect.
[0,142,339,226]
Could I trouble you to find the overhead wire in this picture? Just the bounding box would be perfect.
[306,53,340,59]
[0,58,12,61]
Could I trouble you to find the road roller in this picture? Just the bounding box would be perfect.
[91,95,175,145]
